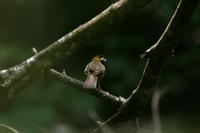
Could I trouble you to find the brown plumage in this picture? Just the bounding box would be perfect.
[83,55,106,89]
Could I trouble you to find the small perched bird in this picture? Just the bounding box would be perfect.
[83,55,106,89]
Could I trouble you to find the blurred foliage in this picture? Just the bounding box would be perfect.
[0,0,200,132]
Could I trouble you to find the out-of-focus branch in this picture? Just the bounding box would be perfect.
[49,69,126,106]
[91,0,199,132]
[0,0,153,109]
[0,123,20,133]
[151,88,170,133]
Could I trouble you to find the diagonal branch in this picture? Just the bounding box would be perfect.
[141,0,199,58]
[49,69,126,106]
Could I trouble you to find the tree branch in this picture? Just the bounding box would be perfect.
[0,0,153,109]
[141,0,199,58]
[49,69,126,106]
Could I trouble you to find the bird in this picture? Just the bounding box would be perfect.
[83,55,106,89]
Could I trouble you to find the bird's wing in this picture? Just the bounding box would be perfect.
[84,62,92,75]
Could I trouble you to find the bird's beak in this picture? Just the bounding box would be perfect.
[101,57,107,64]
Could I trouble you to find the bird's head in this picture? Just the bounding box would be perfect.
[93,55,107,64]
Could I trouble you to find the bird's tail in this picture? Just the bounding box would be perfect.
[83,74,97,89]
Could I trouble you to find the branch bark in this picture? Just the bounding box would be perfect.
[49,69,126,106]
[0,0,152,109]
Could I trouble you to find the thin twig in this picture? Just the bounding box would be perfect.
[90,112,120,133]
[89,111,114,133]
[0,123,20,133]
[141,0,199,58]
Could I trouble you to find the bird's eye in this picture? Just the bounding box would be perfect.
[101,57,107,64]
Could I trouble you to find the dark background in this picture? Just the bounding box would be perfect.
[0,0,200,133]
